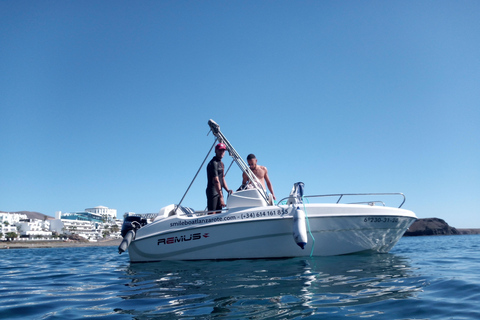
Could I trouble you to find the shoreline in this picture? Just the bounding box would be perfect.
[1,238,122,249]
[3,231,480,250]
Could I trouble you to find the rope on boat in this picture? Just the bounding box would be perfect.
[302,196,316,257]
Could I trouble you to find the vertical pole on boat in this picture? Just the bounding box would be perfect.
[224,159,235,177]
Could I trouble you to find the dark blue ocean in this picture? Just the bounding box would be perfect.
[1,235,479,319]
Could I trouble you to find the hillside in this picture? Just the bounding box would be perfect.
[404,218,480,236]
[0,211,54,221]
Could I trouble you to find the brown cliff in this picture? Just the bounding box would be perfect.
[404,218,480,236]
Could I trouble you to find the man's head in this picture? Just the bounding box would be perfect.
[247,153,257,169]
[215,143,227,158]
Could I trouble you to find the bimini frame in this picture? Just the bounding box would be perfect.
[175,119,269,213]
[207,119,269,203]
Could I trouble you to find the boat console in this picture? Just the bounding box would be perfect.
[227,188,270,209]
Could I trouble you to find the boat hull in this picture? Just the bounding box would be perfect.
[126,204,416,262]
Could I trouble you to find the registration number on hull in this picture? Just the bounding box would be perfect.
[364,217,399,223]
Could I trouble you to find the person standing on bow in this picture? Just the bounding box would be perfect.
[242,153,276,200]
[206,143,232,214]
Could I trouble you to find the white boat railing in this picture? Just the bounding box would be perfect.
[124,207,226,221]
[277,193,406,208]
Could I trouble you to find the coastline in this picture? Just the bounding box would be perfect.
[457,229,480,235]
[3,218,480,249]
[404,218,480,237]
[1,238,122,249]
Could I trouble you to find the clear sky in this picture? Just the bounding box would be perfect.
[1,1,479,228]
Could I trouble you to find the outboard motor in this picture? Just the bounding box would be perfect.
[118,216,147,254]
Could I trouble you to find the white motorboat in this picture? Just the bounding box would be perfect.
[119,120,417,262]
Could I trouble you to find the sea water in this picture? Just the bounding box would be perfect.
[1,235,479,319]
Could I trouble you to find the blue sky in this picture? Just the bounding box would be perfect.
[1,1,479,228]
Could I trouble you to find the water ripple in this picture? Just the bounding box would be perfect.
[1,235,480,319]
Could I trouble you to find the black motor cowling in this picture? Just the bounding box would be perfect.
[120,216,147,237]
[118,216,148,254]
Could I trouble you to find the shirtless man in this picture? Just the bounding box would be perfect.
[242,154,276,200]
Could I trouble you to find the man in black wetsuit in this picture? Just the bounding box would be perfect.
[206,143,232,214]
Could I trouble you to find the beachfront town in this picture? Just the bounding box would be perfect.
[0,206,124,242]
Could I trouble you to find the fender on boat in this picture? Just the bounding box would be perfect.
[292,206,307,249]
[118,229,135,254]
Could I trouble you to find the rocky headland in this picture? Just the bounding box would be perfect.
[404,218,480,236]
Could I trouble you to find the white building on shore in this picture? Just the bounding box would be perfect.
[17,219,52,238]
[1,212,52,239]
[1,212,27,225]
[50,219,100,241]
[1,212,26,239]
[50,206,121,242]
[1,207,121,242]
[85,206,117,220]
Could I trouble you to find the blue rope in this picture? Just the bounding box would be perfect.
[302,197,315,257]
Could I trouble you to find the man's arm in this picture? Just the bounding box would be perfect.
[213,176,226,207]
[264,168,276,200]
[222,176,232,195]
[242,172,248,185]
